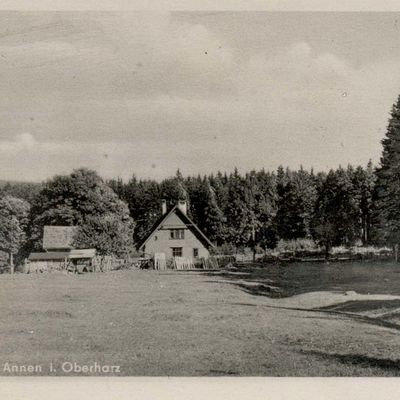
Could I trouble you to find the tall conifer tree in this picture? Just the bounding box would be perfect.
[375,95,400,254]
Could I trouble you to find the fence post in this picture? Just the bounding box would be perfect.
[10,252,14,274]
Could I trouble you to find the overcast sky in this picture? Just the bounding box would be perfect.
[1,11,400,181]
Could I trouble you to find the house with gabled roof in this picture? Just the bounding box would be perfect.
[138,200,214,261]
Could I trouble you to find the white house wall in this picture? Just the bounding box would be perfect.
[144,212,209,259]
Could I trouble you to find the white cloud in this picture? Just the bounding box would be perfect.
[1,133,39,154]
[0,13,400,181]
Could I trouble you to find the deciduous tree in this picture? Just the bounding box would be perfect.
[0,196,30,268]
[30,168,134,254]
[73,214,134,257]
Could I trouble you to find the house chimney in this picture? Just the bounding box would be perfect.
[177,200,187,216]
[161,199,167,215]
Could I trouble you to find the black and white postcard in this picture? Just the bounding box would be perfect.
[1,1,400,399]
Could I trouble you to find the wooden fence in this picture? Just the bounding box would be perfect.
[18,254,237,274]
[173,257,195,270]
[171,255,235,270]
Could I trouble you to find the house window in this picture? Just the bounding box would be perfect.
[172,247,183,257]
[170,229,184,239]
[193,248,199,258]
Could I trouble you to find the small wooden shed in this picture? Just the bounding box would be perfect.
[27,249,96,273]
[28,251,70,271]
[26,226,96,273]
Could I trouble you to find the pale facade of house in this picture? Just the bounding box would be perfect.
[139,200,214,261]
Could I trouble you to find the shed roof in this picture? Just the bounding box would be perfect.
[43,226,77,250]
[28,248,96,261]
[29,251,70,261]
[69,249,96,259]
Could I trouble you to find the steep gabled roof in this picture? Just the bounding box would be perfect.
[43,226,77,250]
[138,205,214,250]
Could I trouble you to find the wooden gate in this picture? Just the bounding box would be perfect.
[154,253,167,270]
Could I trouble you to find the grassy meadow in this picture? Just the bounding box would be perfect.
[1,262,400,376]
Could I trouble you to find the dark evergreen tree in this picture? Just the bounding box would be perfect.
[254,169,279,250]
[224,169,258,250]
[311,168,359,255]
[347,162,375,245]
[275,166,290,240]
[275,167,317,241]
[209,171,229,217]
[374,95,400,256]
[107,177,125,199]
[202,180,225,244]
[160,169,189,209]
[122,177,161,245]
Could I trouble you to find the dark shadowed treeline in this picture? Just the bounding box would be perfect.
[0,158,387,260]
[107,162,377,253]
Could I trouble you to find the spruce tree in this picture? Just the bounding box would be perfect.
[311,168,360,255]
[202,180,225,244]
[375,95,400,256]
[275,167,317,241]
[224,168,256,249]
[348,162,375,245]
[254,169,279,250]
[122,177,161,244]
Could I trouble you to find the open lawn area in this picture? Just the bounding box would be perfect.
[2,261,400,376]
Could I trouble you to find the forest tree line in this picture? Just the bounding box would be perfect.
[0,162,379,263]
[107,163,376,255]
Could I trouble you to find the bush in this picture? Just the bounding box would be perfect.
[331,245,392,257]
[330,245,349,255]
[275,238,319,253]
[210,243,236,255]
[350,246,391,256]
